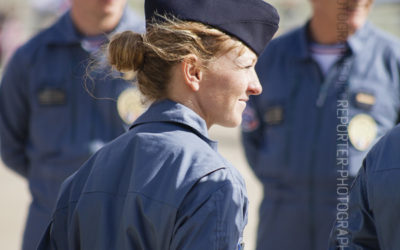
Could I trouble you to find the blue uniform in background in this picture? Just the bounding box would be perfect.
[242,22,400,250]
[0,9,144,250]
[38,100,248,250]
[329,124,400,249]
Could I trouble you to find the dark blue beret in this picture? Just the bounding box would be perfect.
[145,0,279,56]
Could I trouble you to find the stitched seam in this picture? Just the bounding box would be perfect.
[54,190,179,213]
[373,167,400,173]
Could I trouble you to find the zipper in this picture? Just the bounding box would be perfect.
[309,60,324,250]
[309,54,353,250]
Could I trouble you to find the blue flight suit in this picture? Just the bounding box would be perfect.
[329,124,400,249]
[37,100,248,250]
[0,9,144,250]
[241,22,400,250]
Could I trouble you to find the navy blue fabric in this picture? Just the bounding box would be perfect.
[329,124,400,249]
[0,9,144,250]
[37,100,248,250]
[241,22,400,250]
[145,0,279,55]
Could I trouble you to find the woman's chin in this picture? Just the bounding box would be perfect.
[218,117,242,128]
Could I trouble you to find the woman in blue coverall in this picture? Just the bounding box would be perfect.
[37,0,279,249]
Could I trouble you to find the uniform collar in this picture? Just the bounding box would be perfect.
[346,21,372,55]
[131,99,217,148]
[47,11,81,44]
[297,22,311,61]
[296,20,372,61]
[47,7,144,45]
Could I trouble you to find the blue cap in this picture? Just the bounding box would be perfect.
[145,0,279,55]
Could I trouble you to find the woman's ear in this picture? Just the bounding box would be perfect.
[182,55,203,91]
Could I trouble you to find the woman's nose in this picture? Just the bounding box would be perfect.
[247,77,262,96]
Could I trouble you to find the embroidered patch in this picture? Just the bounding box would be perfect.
[353,91,375,110]
[37,88,67,106]
[263,105,284,125]
[238,238,245,250]
[348,114,377,151]
[241,105,260,132]
[117,88,145,125]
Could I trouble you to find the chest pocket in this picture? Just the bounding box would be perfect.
[31,80,73,154]
[29,45,85,154]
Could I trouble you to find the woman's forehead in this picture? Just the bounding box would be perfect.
[206,46,256,71]
[227,45,257,62]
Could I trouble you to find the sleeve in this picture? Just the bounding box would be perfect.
[0,48,30,177]
[170,173,248,250]
[328,161,380,249]
[37,209,70,250]
[37,174,78,250]
[36,222,57,250]
[240,97,264,169]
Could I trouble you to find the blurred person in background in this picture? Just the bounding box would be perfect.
[241,0,400,249]
[0,0,144,249]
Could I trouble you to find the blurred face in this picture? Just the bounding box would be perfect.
[346,0,373,29]
[311,0,373,32]
[71,0,127,19]
[198,45,262,128]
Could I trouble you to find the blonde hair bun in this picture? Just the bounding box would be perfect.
[105,17,240,102]
[108,31,145,72]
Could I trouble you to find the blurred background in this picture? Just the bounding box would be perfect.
[0,0,398,249]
